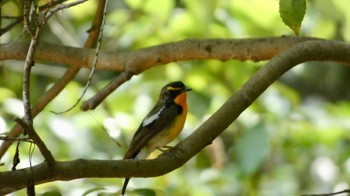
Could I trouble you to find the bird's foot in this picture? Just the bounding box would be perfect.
[156,146,183,158]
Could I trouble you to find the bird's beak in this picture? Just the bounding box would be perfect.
[183,87,192,92]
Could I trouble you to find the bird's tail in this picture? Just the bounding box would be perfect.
[121,149,152,195]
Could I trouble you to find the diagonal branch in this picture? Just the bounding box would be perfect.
[1,40,349,195]
[14,118,55,165]
[81,71,134,110]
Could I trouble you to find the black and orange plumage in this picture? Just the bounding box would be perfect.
[121,81,191,195]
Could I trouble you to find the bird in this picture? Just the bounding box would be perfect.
[121,81,191,195]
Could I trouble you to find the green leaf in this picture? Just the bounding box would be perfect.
[235,123,270,174]
[279,0,306,35]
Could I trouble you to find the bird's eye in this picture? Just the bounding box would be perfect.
[162,91,171,100]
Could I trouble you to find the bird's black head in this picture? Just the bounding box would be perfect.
[159,81,191,102]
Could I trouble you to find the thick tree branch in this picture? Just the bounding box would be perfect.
[1,37,320,71]
[1,40,349,194]
[1,36,321,112]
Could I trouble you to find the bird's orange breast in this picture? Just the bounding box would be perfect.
[145,92,188,151]
[174,92,188,113]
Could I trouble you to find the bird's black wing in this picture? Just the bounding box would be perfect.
[123,102,181,159]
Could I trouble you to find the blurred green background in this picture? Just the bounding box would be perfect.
[1,0,350,195]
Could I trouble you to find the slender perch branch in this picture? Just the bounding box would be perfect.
[1,40,349,195]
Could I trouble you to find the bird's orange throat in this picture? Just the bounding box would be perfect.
[174,92,188,112]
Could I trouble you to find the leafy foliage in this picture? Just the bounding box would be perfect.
[279,0,306,35]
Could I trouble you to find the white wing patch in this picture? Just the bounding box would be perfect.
[142,106,165,127]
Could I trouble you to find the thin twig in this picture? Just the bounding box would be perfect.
[0,0,76,36]
[22,29,42,135]
[32,0,41,26]
[300,189,350,196]
[53,0,109,114]
[21,0,41,136]
[44,0,88,22]
[23,0,34,37]
[88,112,122,147]
[14,118,56,166]
[21,0,55,165]
[39,0,66,11]
[81,71,134,111]
[0,136,33,143]
[0,17,22,36]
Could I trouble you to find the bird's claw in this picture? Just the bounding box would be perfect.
[157,146,183,158]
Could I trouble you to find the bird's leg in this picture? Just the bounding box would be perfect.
[156,146,183,158]
[156,146,175,158]
[162,145,184,153]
